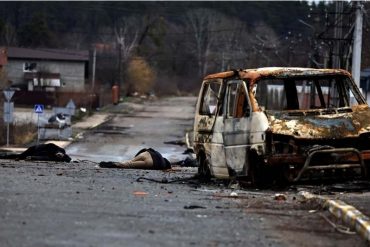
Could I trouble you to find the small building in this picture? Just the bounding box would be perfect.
[3,47,97,107]
[5,47,89,93]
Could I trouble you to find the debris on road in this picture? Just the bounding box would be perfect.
[196,214,208,218]
[274,194,287,201]
[320,213,356,235]
[164,140,186,146]
[184,205,206,209]
[230,192,238,197]
[300,191,370,242]
[173,157,198,167]
[133,191,148,196]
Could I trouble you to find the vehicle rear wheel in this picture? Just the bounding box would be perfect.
[249,152,272,188]
[249,152,264,187]
[197,153,211,182]
[364,161,370,180]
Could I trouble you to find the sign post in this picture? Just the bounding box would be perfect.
[66,99,76,116]
[3,90,15,146]
[34,104,44,145]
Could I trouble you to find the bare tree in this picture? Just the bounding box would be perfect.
[113,16,141,89]
[213,15,251,71]
[114,16,140,65]
[185,9,222,77]
[3,22,17,46]
[251,21,283,66]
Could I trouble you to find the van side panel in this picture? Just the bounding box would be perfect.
[250,112,269,148]
[209,117,228,177]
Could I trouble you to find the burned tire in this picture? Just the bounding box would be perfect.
[249,161,264,187]
[249,152,272,188]
[364,161,370,180]
[197,153,211,182]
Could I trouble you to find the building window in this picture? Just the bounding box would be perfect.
[23,62,37,72]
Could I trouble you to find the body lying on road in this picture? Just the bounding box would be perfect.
[99,148,171,170]
[0,143,71,162]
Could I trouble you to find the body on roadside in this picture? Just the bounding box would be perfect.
[99,148,171,170]
[0,143,71,162]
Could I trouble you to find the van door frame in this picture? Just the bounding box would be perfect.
[194,79,229,178]
[222,79,252,177]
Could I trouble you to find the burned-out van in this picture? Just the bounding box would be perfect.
[193,67,370,184]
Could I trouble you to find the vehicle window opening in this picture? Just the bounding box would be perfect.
[284,79,299,110]
[255,76,359,111]
[227,82,250,118]
[236,84,250,117]
[337,77,350,107]
[314,80,326,108]
[327,79,332,107]
[200,81,221,115]
[227,84,237,118]
[254,79,287,111]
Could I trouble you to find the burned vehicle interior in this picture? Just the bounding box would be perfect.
[254,73,369,182]
[194,68,370,184]
[254,75,358,112]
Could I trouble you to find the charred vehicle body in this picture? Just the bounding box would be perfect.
[193,67,370,184]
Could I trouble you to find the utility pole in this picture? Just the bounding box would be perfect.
[333,1,343,68]
[92,46,96,92]
[316,2,353,69]
[351,1,363,87]
[118,43,122,88]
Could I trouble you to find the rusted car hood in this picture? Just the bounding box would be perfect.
[266,105,370,139]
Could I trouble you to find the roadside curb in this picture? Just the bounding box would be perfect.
[72,113,110,130]
[299,191,370,242]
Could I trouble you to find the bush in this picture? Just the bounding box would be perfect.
[13,123,37,145]
[0,122,37,146]
[125,56,156,95]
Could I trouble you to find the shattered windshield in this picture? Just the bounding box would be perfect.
[254,76,361,111]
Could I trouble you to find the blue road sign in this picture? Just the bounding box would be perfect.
[34,104,44,114]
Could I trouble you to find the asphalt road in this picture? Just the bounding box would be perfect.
[0,96,368,246]
[66,97,195,163]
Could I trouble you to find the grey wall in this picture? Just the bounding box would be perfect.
[5,59,87,92]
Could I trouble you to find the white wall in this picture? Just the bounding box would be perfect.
[5,59,87,92]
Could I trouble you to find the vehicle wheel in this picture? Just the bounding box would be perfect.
[364,161,370,180]
[249,152,271,188]
[281,165,298,183]
[249,152,263,187]
[197,153,211,182]
[276,165,292,187]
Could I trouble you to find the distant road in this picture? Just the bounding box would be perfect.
[66,96,197,163]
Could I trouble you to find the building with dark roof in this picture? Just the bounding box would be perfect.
[5,47,89,93]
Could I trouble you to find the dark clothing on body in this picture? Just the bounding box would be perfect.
[135,148,171,170]
[0,143,71,162]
